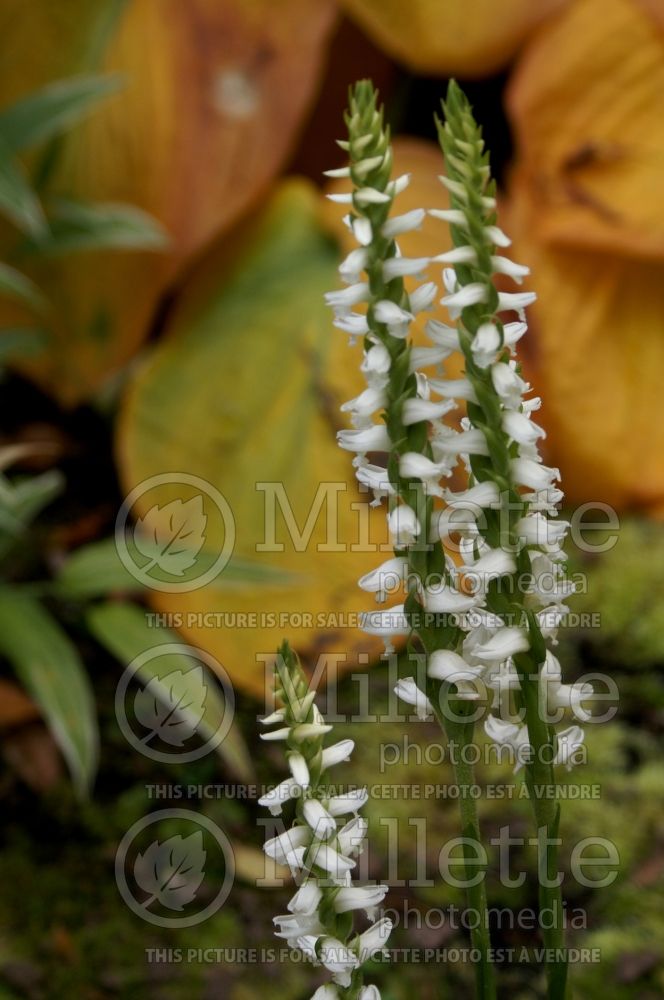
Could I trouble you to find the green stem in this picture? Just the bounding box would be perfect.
[432,699,496,1000]
[516,652,568,1000]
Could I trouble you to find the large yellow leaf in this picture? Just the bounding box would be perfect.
[0,0,336,403]
[340,0,567,77]
[507,185,664,510]
[504,0,664,508]
[117,180,391,699]
[507,0,664,260]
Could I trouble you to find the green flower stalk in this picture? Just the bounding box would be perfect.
[328,80,593,1000]
[259,641,391,1000]
[327,80,497,1000]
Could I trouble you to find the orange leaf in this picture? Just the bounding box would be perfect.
[507,185,664,509]
[507,0,664,260]
[340,0,567,77]
[0,0,336,403]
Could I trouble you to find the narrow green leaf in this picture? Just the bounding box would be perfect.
[0,139,46,236]
[0,262,46,312]
[86,601,253,781]
[0,590,98,796]
[26,198,169,257]
[54,537,142,599]
[0,74,123,154]
[0,327,49,362]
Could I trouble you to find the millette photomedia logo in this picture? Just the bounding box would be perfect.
[115,472,236,592]
[115,809,235,928]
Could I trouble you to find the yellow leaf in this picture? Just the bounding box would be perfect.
[506,0,664,260]
[0,0,336,403]
[507,186,664,509]
[340,0,567,77]
[117,180,391,700]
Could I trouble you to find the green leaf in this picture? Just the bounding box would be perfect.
[0,590,98,796]
[54,537,142,599]
[0,469,64,560]
[0,138,46,236]
[26,198,169,256]
[0,73,123,154]
[86,601,253,781]
[54,536,297,600]
[0,327,49,362]
[0,262,46,312]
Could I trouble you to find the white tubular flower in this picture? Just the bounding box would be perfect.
[381,207,425,237]
[399,452,448,496]
[339,247,369,284]
[387,504,421,545]
[358,556,408,602]
[324,282,369,313]
[361,604,410,650]
[484,715,532,773]
[424,584,479,614]
[401,397,455,426]
[360,343,391,387]
[441,281,487,315]
[491,256,530,282]
[289,753,311,788]
[540,650,594,722]
[425,319,461,353]
[515,514,569,550]
[355,462,395,505]
[289,882,323,915]
[428,376,478,403]
[258,778,302,816]
[554,726,585,770]
[444,480,499,510]
[311,986,341,1000]
[373,299,413,328]
[355,918,393,964]
[462,548,517,586]
[429,206,468,226]
[334,884,389,916]
[340,387,387,428]
[510,457,560,491]
[433,428,489,458]
[503,410,545,446]
[359,986,381,1000]
[428,649,483,700]
[394,677,434,720]
[321,740,355,769]
[337,424,391,454]
[471,322,502,368]
[491,361,530,408]
[327,789,370,816]
[333,312,369,340]
[383,255,430,281]
[304,799,337,839]
[409,281,437,313]
[318,937,360,987]
[472,628,530,663]
[409,345,450,371]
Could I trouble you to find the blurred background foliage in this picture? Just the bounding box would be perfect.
[0,0,663,997]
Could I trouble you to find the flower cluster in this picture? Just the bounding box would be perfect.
[259,641,391,998]
[327,80,591,772]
